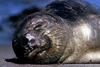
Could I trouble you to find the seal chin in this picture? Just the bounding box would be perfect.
[12,35,37,60]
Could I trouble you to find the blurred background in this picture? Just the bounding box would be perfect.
[0,0,100,45]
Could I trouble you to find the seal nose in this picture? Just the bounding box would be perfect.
[25,34,39,47]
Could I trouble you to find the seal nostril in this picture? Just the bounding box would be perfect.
[30,39,35,43]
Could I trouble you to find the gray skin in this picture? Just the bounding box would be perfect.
[12,11,100,64]
[59,14,100,63]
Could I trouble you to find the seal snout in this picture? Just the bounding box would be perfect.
[25,34,41,48]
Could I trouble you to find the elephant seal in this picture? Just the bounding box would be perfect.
[12,0,100,64]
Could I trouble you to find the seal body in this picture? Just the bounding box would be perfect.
[59,15,100,63]
[12,0,100,64]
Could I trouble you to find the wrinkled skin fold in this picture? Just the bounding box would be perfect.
[12,0,100,64]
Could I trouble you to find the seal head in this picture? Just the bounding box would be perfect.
[12,13,71,63]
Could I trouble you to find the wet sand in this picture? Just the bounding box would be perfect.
[0,45,100,67]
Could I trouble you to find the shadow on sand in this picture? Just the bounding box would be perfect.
[5,58,55,64]
[5,58,37,64]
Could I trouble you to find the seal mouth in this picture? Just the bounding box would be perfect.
[26,34,52,59]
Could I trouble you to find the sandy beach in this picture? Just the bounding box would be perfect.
[0,45,100,67]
